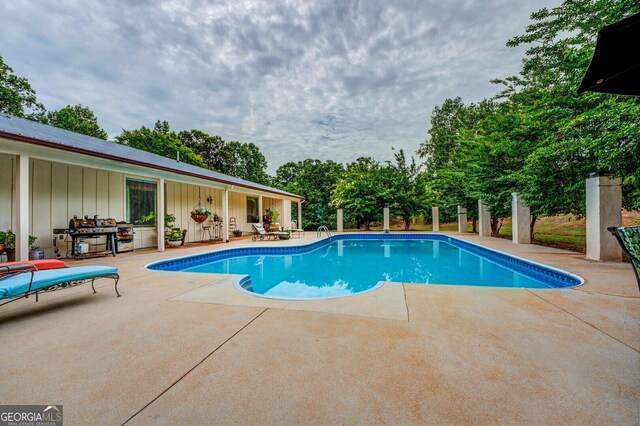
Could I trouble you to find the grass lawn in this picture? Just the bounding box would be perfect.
[498,216,587,252]
[353,211,640,253]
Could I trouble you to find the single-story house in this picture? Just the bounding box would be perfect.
[0,114,304,261]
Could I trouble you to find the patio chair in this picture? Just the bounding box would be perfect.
[289,220,305,238]
[607,226,640,290]
[0,265,120,307]
[251,223,289,241]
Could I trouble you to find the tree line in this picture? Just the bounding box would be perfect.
[1,0,638,234]
[418,0,640,236]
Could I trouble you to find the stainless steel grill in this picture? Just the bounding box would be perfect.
[63,217,118,258]
[68,218,118,234]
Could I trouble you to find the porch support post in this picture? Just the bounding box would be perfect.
[432,206,439,232]
[258,195,263,224]
[297,201,303,231]
[15,155,29,261]
[586,175,622,260]
[337,208,343,233]
[511,193,531,244]
[457,205,468,233]
[157,178,165,251]
[222,188,230,242]
[478,200,491,237]
[383,207,390,233]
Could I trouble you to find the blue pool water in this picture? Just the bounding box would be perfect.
[148,234,582,299]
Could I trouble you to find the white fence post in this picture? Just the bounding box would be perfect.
[432,206,440,232]
[511,193,531,244]
[478,200,491,237]
[337,208,343,233]
[586,175,622,260]
[457,205,468,233]
[383,207,390,233]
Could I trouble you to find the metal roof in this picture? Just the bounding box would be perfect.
[0,114,302,200]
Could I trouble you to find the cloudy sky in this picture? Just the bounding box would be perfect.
[1,0,559,173]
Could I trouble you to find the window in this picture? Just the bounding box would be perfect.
[246,196,259,223]
[126,178,157,226]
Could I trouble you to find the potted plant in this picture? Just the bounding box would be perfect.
[0,231,39,261]
[269,209,280,231]
[0,230,6,250]
[166,228,184,248]
[3,230,16,262]
[0,230,6,255]
[190,205,210,223]
[29,235,44,260]
[163,214,184,247]
[270,209,280,223]
[263,208,281,231]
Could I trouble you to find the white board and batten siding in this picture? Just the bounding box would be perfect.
[0,156,128,257]
[228,191,252,233]
[164,182,224,243]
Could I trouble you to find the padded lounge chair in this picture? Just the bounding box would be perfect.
[0,265,120,306]
[251,223,289,241]
[608,226,640,290]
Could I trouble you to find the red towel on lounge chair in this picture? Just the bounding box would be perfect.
[0,260,66,275]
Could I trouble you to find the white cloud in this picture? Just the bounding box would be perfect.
[0,0,560,173]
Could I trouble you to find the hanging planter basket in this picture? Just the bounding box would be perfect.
[190,200,211,224]
[191,213,209,223]
[191,190,211,224]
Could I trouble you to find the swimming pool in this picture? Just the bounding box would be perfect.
[147,234,583,299]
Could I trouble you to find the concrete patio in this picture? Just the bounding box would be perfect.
[1,232,638,425]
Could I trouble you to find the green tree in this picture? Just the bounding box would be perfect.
[217,141,270,185]
[417,97,473,173]
[387,149,426,230]
[0,55,45,119]
[461,99,542,235]
[178,130,271,184]
[501,0,640,213]
[274,159,344,230]
[178,130,226,171]
[43,104,108,139]
[331,157,392,230]
[115,120,206,168]
[419,99,498,229]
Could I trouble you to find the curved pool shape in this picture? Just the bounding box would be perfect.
[147,234,583,300]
